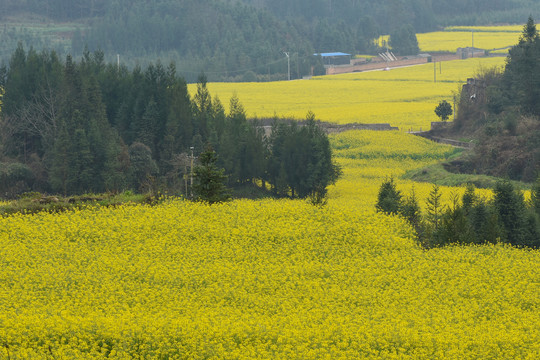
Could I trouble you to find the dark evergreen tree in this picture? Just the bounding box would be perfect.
[389,24,419,56]
[128,142,159,192]
[400,187,422,231]
[193,147,231,204]
[425,184,444,231]
[503,16,540,116]
[493,180,527,246]
[376,177,402,215]
[433,193,472,246]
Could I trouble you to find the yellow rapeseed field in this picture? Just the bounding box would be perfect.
[327,130,492,208]
[190,57,506,131]
[1,130,538,359]
[417,31,520,52]
[1,24,537,359]
[378,24,523,54]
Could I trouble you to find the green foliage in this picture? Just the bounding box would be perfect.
[0,191,148,217]
[0,46,340,201]
[425,185,444,231]
[0,162,34,198]
[389,24,420,56]
[434,100,453,122]
[504,17,540,117]
[265,113,341,202]
[376,177,402,215]
[400,188,422,231]
[452,17,540,183]
[530,176,540,216]
[1,1,538,80]
[377,178,540,249]
[493,180,528,246]
[193,147,231,204]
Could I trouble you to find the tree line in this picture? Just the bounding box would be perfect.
[0,45,340,200]
[1,1,538,81]
[377,177,540,249]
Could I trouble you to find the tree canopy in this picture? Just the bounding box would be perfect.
[0,46,340,200]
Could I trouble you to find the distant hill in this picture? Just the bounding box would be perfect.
[0,0,539,81]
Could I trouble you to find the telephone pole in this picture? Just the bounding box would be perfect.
[284,52,290,80]
[190,146,194,199]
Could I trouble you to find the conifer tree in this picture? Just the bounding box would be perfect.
[401,187,421,230]
[425,184,444,231]
[376,177,402,215]
[193,147,230,204]
[493,180,527,246]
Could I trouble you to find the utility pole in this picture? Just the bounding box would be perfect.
[190,146,194,199]
[453,94,456,121]
[434,61,436,83]
[284,52,290,80]
[471,30,475,58]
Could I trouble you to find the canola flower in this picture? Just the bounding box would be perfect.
[189,57,506,131]
[1,130,538,359]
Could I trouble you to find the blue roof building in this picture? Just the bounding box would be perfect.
[314,52,352,66]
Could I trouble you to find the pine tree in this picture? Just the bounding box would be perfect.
[425,184,444,231]
[400,187,421,230]
[462,183,477,215]
[376,177,402,215]
[193,147,230,204]
[520,16,539,44]
[493,180,527,246]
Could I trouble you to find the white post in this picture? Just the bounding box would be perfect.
[190,146,194,199]
[284,52,290,80]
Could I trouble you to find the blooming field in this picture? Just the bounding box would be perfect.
[327,130,493,208]
[1,130,539,359]
[190,57,505,131]
[378,24,523,53]
[417,31,520,52]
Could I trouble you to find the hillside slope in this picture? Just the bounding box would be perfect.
[1,0,539,81]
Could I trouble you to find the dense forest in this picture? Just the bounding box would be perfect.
[441,17,540,182]
[0,46,340,199]
[0,0,538,81]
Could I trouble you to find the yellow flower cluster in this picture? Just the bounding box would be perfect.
[1,130,538,359]
[1,197,539,359]
[189,57,505,131]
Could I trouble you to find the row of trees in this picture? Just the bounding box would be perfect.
[2,1,537,81]
[377,178,540,248]
[0,46,340,200]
